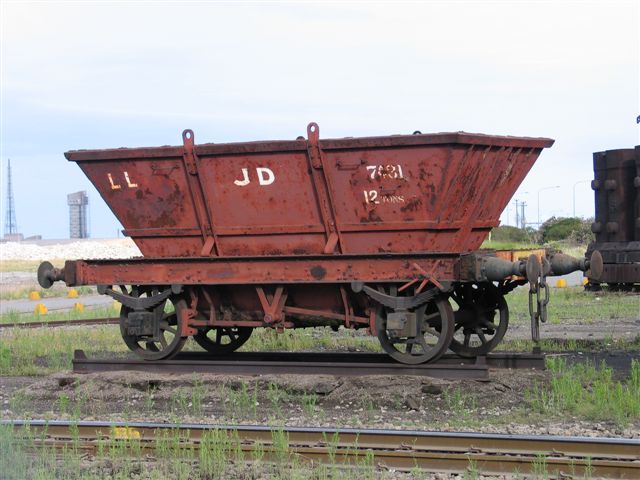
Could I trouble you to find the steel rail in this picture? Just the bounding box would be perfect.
[0,317,120,330]
[167,350,545,368]
[72,350,546,378]
[5,420,639,478]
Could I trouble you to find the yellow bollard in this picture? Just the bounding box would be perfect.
[34,303,48,315]
[67,289,79,298]
[73,302,85,312]
[28,291,41,301]
[112,427,141,439]
[555,278,567,288]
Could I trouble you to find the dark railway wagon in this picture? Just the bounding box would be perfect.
[38,123,600,363]
[587,145,640,289]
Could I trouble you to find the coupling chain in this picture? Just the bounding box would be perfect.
[528,258,550,343]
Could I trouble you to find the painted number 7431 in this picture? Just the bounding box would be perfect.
[365,164,404,179]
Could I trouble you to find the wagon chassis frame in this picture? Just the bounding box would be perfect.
[60,252,466,287]
[46,250,542,338]
[59,252,466,336]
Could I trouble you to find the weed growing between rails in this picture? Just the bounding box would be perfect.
[219,381,321,424]
[0,423,406,480]
[441,387,481,428]
[529,357,640,425]
[0,423,38,480]
[168,379,206,419]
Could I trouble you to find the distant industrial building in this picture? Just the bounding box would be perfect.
[67,191,89,238]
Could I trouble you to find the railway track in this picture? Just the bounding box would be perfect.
[72,349,545,379]
[0,317,119,329]
[5,420,639,478]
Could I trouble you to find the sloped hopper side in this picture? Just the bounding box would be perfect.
[65,127,553,258]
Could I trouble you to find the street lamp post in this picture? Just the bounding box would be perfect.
[512,191,528,228]
[537,185,560,227]
[572,180,590,217]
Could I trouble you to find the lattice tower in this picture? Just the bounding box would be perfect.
[4,159,17,235]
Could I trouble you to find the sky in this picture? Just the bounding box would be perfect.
[1,0,639,239]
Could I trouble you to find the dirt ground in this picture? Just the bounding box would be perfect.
[2,365,638,440]
[507,318,640,341]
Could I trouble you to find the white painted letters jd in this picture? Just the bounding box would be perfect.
[234,167,275,187]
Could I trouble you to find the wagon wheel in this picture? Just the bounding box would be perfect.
[193,327,253,355]
[119,287,188,361]
[376,296,454,365]
[448,282,509,358]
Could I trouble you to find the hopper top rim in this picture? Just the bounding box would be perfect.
[64,130,554,161]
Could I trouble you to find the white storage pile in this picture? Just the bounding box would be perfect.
[1,238,142,261]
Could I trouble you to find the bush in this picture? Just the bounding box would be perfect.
[540,217,594,244]
[567,218,596,244]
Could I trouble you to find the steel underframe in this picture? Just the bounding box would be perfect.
[63,252,464,286]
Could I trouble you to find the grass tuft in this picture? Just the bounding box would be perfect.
[529,358,640,425]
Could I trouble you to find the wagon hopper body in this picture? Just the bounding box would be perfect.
[587,146,640,289]
[39,123,599,364]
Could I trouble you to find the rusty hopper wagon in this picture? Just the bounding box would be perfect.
[38,123,602,364]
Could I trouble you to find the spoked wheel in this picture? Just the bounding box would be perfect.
[449,282,509,358]
[119,287,188,361]
[377,296,455,365]
[193,327,253,355]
